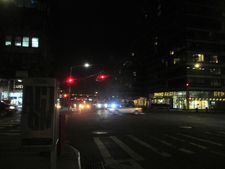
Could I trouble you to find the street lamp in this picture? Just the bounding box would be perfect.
[68,63,91,99]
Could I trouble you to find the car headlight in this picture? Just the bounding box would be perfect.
[97,104,102,108]
[104,103,108,108]
[79,104,84,109]
[9,106,16,110]
[86,104,91,109]
[110,103,117,108]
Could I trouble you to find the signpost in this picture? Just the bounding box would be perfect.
[21,78,59,169]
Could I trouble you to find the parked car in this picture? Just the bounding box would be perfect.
[0,101,17,117]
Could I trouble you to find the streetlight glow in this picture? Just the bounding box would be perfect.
[84,63,90,68]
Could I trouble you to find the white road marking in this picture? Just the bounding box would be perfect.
[178,148,194,154]
[128,135,171,157]
[178,133,224,147]
[205,131,225,138]
[94,137,115,164]
[150,136,195,154]
[164,134,207,150]
[110,136,144,161]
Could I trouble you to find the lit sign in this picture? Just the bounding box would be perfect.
[154,92,175,97]
[213,91,225,97]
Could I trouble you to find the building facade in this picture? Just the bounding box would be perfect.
[0,0,53,105]
[134,0,225,110]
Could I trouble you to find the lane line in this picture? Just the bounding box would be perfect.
[164,134,207,150]
[150,136,195,154]
[178,133,224,147]
[110,136,144,161]
[128,135,171,157]
[94,137,115,164]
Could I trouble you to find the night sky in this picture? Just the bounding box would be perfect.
[53,0,142,77]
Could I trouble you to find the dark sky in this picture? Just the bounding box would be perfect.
[53,0,142,77]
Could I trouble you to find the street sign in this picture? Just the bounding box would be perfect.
[21,78,58,147]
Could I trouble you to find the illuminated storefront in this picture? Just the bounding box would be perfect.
[151,91,225,110]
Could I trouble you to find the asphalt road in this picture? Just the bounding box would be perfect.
[67,109,225,169]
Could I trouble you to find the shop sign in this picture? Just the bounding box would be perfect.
[154,92,175,97]
[213,91,225,97]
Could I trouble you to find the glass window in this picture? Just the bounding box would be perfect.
[15,36,22,46]
[210,55,218,63]
[5,36,12,46]
[22,37,29,47]
[193,53,204,62]
[32,37,39,48]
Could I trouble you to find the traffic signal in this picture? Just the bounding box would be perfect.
[66,76,76,85]
[96,74,109,81]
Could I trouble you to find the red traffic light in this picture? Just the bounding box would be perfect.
[96,74,109,81]
[66,77,76,85]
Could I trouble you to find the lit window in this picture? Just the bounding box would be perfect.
[5,36,12,46]
[32,37,39,48]
[210,56,218,63]
[22,37,29,47]
[15,36,22,46]
[193,54,204,62]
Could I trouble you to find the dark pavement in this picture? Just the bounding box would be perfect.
[67,109,225,169]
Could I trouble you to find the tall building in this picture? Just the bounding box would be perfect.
[134,0,225,110]
[0,0,53,105]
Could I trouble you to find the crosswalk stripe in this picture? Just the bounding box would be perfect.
[150,136,173,147]
[110,136,144,161]
[178,148,194,154]
[150,136,195,154]
[128,135,171,157]
[164,134,207,150]
[205,131,225,138]
[94,137,115,164]
[178,133,224,147]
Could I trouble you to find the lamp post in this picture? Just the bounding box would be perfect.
[67,63,91,99]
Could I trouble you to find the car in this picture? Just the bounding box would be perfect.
[0,101,17,117]
[108,105,143,114]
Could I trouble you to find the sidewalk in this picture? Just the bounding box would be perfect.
[0,144,80,169]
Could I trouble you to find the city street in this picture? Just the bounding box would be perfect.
[67,110,225,169]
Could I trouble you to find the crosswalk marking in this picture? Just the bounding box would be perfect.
[178,133,224,147]
[178,148,194,154]
[164,134,207,150]
[205,131,225,138]
[94,137,115,164]
[150,136,195,154]
[110,136,144,161]
[128,135,171,157]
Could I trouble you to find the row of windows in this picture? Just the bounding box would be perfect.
[5,36,39,48]
[172,53,219,65]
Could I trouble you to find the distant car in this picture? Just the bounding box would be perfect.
[0,101,16,117]
[95,102,108,109]
[108,105,143,114]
